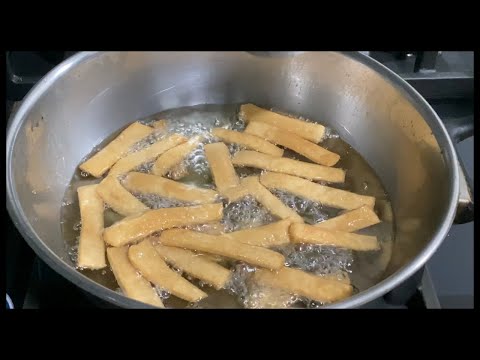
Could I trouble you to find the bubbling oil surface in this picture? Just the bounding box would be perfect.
[61,104,395,308]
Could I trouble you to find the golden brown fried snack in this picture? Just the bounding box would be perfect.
[123,172,219,204]
[253,267,353,303]
[315,205,380,232]
[96,175,149,216]
[240,104,326,143]
[159,229,285,270]
[103,203,223,247]
[232,150,345,183]
[107,246,164,307]
[260,172,375,210]
[108,134,187,177]
[224,220,292,247]
[154,244,231,290]
[204,142,240,193]
[151,136,201,176]
[77,185,106,269]
[245,122,339,166]
[129,239,207,302]
[212,128,283,157]
[79,122,153,177]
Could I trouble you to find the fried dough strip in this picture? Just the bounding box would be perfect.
[151,136,201,176]
[232,150,345,183]
[260,172,375,210]
[240,104,326,143]
[253,267,353,303]
[245,121,339,166]
[212,128,283,157]
[204,142,240,192]
[159,229,285,270]
[108,134,187,177]
[96,175,149,216]
[77,185,106,269]
[107,246,164,307]
[80,122,153,177]
[103,203,223,247]
[154,244,231,290]
[128,239,207,302]
[123,172,219,204]
[315,205,380,232]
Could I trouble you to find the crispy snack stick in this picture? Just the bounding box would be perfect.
[224,220,292,247]
[109,134,187,177]
[154,244,231,290]
[223,176,304,223]
[159,229,285,270]
[151,136,201,176]
[253,267,353,303]
[204,142,240,192]
[232,150,345,183]
[260,172,375,210]
[96,175,149,216]
[123,172,219,204]
[290,223,380,251]
[107,246,164,307]
[79,122,153,177]
[77,185,106,269]
[221,183,252,202]
[240,104,326,143]
[245,121,339,166]
[103,203,223,247]
[315,205,380,232]
[128,239,207,302]
[212,128,283,157]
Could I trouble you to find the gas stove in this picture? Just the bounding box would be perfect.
[6,51,474,309]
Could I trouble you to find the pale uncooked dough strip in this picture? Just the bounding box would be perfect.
[253,267,353,304]
[212,128,283,157]
[289,223,380,251]
[204,142,240,193]
[245,121,340,166]
[96,175,149,216]
[151,136,201,176]
[159,229,285,270]
[260,172,375,210]
[107,246,164,307]
[109,134,187,177]
[79,122,153,177]
[232,150,345,183]
[241,104,326,143]
[315,205,380,232]
[123,172,219,204]
[154,244,231,290]
[128,239,207,302]
[77,185,106,269]
[103,203,223,247]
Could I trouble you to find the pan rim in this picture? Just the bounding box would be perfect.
[6,51,459,309]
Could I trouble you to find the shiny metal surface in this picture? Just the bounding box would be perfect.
[441,113,474,224]
[6,51,463,308]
